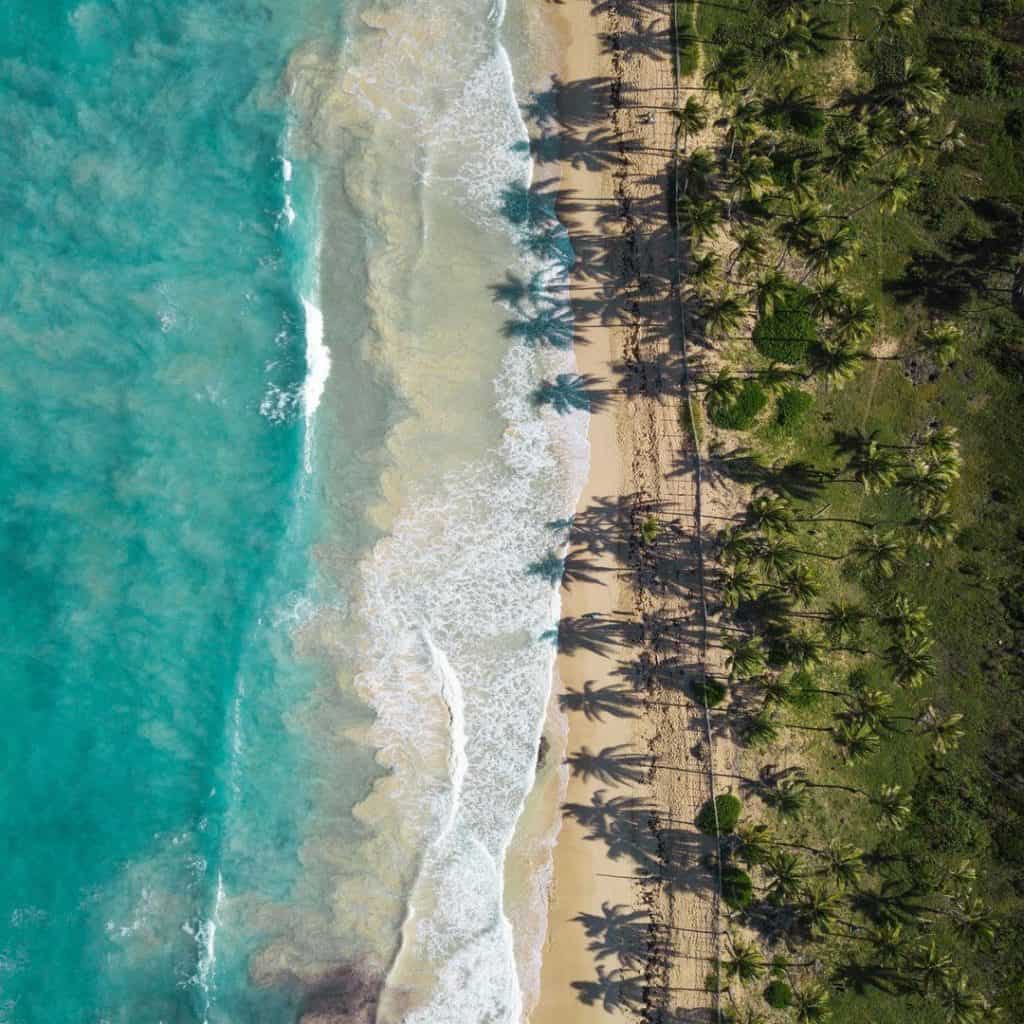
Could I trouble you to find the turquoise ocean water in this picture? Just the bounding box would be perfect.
[0,0,583,1022]
[0,2,349,1020]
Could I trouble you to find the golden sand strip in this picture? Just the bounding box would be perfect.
[529,2,741,1021]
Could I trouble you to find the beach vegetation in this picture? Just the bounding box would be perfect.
[763,979,793,1009]
[773,387,814,434]
[657,0,1024,1019]
[697,793,743,834]
[721,865,755,908]
[708,380,769,430]
[752,286,817,364]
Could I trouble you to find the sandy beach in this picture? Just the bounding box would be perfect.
[528,2,739,1021]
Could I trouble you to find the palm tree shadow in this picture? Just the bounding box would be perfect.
[557,614,642,656]
[560,681,642,720]
[566,743,652,785]
[532,373,613,414]
[571,966,646,1012]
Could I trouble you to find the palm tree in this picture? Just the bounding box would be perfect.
[821,600,868,642]
[844,687,895,730]
[678,195,723,245]
[757,363,804,392]
[915,704,964,755]
[873,164,917,214]
[787,157,821,205]
[722,567,760,609]
[912,501,957,548]
[729,228,768,275]
[687,251,721,294]
[729,153,775,203]
[775,202,824,259]
[878,593,930,639]
[724,96,764,158]
[937,973,988,1024]
[703,369,743,407]
[765,16,811,72]
[898,459,951,507]
[829,294,875,344]
[718,526,758,566]
[872,58,947,115]
[863,923,908,967]
[764,850,808,904]
[809,280,847,318]
[935,119,967,155]
[763,777,808,817]
[825,128,873,186]
[872,0,916,36]
[911,940,955,995]
[704,46,749,99]
[950,896,995,948]
[806,225,858,280]
[850,531,905,578]
[792,980,832,1023]
[681,147,716,196]
[918,321,961,367]
[833,719,881,763]
[725,635,768,679]
[920,425,960,462]
[735,822,775,866]
[754,535,800,581]
[674,95,708,149]
[722,935,767,983]
[753,270,794,317]
[783,562,820,606]
[891,115,932,164]
[702,290,749,338]
[747,495,796,536]
[775,630,826,668]
[795,885,844,938]
[819,839,864,890]
[846,440,900,493]
[875,783,912,831]
[809,339,865,387]
[744,708,781,747]
[884,635,935,688]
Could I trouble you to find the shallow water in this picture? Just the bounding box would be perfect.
[0,0,578,1021]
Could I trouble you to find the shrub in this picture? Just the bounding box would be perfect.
[708,380,768,430]
[774,387,814,433]
[927,33,998,94]
[692,677,727,707]
[721,865,754,909]
[696,793,742,834]
[1006,107,1024,142]
[764,980,793,1009]
[753,287,817,364]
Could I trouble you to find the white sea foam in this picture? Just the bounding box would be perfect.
[193,871,225,1022]
[356,317,587,1021]
[301,295,330,474]
[275,0,589,1013]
